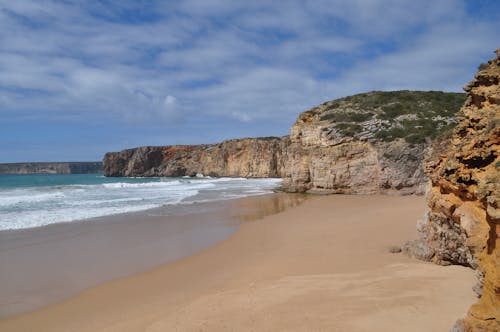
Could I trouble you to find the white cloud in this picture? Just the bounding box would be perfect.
[164,95,176,107]
[0,0,498,133]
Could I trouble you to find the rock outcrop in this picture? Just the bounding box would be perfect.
[104,91,465,196]
[0,162,103,174]
[404,51,499,331]
[104,137,289,178]
[282,91,465,194]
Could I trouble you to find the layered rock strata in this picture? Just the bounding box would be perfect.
[405,51,499,332]
[104,137,289,178]
[282,91,464,194]
[283,112,428,194]
[105,91,463,196]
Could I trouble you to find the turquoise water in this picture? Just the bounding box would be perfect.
[0,173,164,188]
[0,174,281,231]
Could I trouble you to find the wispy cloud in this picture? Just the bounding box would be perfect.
[0,0,499,161]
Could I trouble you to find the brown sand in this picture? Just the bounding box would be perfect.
[0,195,475,331]
[0,193,305,318]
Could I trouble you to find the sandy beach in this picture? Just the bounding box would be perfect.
[0,194,475,331]
[0,193,305,318]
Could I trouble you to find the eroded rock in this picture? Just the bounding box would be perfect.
[281,91,464,194]
[407,50,500,332]
[103,137,289,178]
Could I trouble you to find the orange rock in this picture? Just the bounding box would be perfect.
[411,50,499,332]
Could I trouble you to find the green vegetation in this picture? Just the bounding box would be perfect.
[379,104,410,119]
[317,91,465,143]
[256,136,281,140]
[320,111,372,122]
[375,119,456,144]
[337,90,465,115]
[478,63,489,71]
[335,123,362,136]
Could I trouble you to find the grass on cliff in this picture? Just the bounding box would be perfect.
[318,90,466,143]
[319,111,373,123]
[255,136,282,140]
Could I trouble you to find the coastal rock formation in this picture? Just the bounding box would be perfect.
[104,137,289,178]
[404,51,500,331]
[0,162,103,174]
[104,91,465,196]
[282,91,464,194]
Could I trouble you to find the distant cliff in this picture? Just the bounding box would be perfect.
[104,138,288,178]
[0,162,103,174]
[104,91,464,196]
[404,51,499,332]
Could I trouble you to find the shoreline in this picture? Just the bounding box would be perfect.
[0,174,283,232]
[0,192,306,318]
[0,194,475,331]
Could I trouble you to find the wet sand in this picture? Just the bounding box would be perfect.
[0,193,306,318]
[0,194,475,331]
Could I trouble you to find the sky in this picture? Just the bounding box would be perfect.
[0,0,499,162]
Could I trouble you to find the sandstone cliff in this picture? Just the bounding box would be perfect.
[0,162,103,174]
[404,51,499,331]
[104,137,289,178]
[104,91,464,196]
[282,91,465,194]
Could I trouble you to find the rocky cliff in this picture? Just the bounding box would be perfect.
[104,137,289,178]
[282,91,465,194]
[0,162,103,174]
[104,91,464,196]
[404,51,499,331]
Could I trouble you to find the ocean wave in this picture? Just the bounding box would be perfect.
[0,177,282,231]
[101,180,183,188]
[0,204,159,230]
[0,189,201,231]
[0,191,66,207]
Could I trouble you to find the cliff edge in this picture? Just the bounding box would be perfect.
[104,91,464,196]
[405,51,499,331]
[282,91,464,194]
[104,137,289,178]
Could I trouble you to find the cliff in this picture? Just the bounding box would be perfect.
[404,51,499,331]
[104,91,465,197]
[0,162,103,174]
[282,91,465,194]
[103,137,289,178]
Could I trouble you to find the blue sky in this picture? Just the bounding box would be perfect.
[0,0,499,162]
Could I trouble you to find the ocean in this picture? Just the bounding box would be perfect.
[0,173,282,231]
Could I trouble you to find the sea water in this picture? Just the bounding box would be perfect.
[0,174,281,231]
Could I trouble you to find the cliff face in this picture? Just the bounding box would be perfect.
[282,91,464,194]
[405,51,499,332]
[103,137,289,178]
[0,162,103,174]
[104,91,464,196]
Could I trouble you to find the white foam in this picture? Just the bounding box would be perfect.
[0,204,159,230]
[0,188,200,231]
[0,191,66,207]
[0,178,282,231]
[101,180,183,188]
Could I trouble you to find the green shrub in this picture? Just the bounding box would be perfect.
[318,91,466,142]
[379,103,408,119]
[478,63,489,71]
[405,133,427,144]
[349,112,372,122]
[256,136,281,140]
[319,113,336,121]
[320,111,372,123]
[335,123,362,136]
